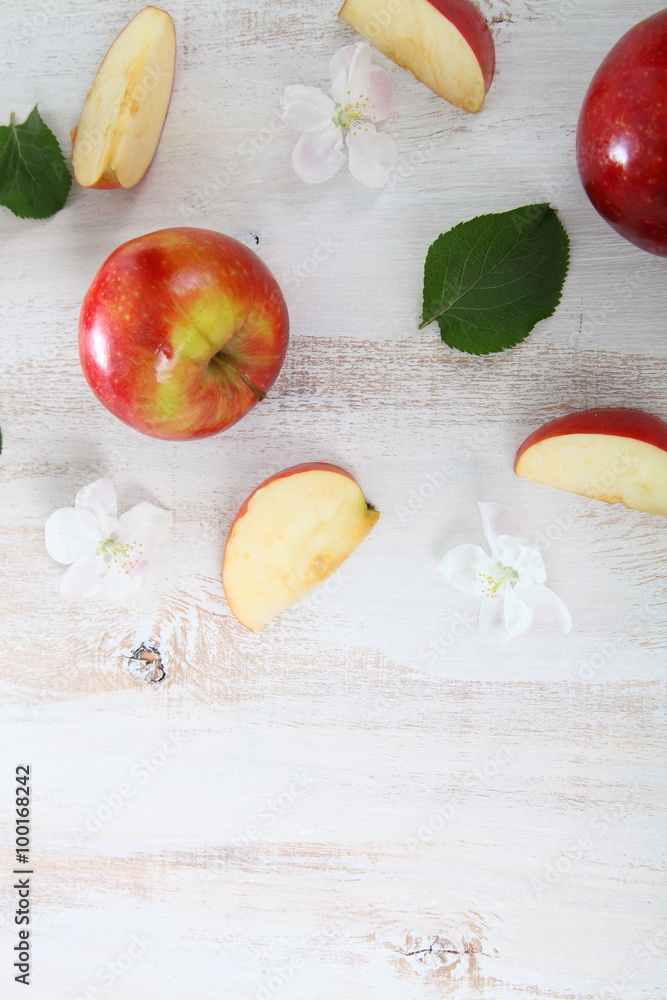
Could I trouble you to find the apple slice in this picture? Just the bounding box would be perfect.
[515,408,667,517]
[222,464,380,632]
[339,0,494,112]
[72,6,176,189]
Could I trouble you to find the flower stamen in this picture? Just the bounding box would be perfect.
[475,565,519,598]
[331,101,368,129]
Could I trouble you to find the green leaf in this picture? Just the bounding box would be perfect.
[421,203,570,356]
[0,106,72,219]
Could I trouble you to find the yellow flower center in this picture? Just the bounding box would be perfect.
[96,536,144,575]
[331,93,379,132]
[475,566,519,598]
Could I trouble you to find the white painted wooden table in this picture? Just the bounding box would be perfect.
[1,1,665,998]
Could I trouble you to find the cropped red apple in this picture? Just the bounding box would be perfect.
[339,0,494,112]
[576,9,667,256]
[72,6,176,189]
[79,228,289,440]
[223,463,380,632]
[515,408,667,516]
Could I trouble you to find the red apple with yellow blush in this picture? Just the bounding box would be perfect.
[576,9,667,256]
[79,228,289,440]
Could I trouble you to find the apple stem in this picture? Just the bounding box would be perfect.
[212,355,266,402]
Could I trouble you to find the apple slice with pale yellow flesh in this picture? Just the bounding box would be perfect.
[72,6,176,189]
[339,0,494,112]
[223,464,380,632]
[515,408,667,517]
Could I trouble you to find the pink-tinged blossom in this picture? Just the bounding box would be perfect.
[45,478,172,604]
[281,43,397,187]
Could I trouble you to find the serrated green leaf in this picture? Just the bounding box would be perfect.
[421,203,570,356]
[0,106,72,219]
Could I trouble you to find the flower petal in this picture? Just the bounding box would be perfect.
[347,43,376,106]
[347,126,397,187]
[118,503,172,550]
[495,534,547,585]
[291,123,345,183]
[329,43,370,105]
[329,43,393,120]
[45,507,105,565]
[76,477,117,517]
[74,478,118,542]
[367,65,394,122]
[438,544,500,597]
[57,554,106,599]
[514,581,572,633]
[101,562,151,604]
[479,584,534,643]
[280,85,335,132]
[478,502,523,558]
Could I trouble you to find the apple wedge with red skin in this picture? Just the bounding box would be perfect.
[339,0,494,112]
[576,9,667,256]
[72,6,176,189]
[79,227,289,440]
[515,409,667,516]
[223,464,380,632]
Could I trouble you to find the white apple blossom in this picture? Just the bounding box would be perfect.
[45,478,172,604]
[438,503,572,644]
[280,42,397,187]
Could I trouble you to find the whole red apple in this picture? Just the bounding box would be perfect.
[79,228,290,440]
[576,9,667,256]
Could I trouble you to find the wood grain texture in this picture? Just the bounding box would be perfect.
[0,1,665,999]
